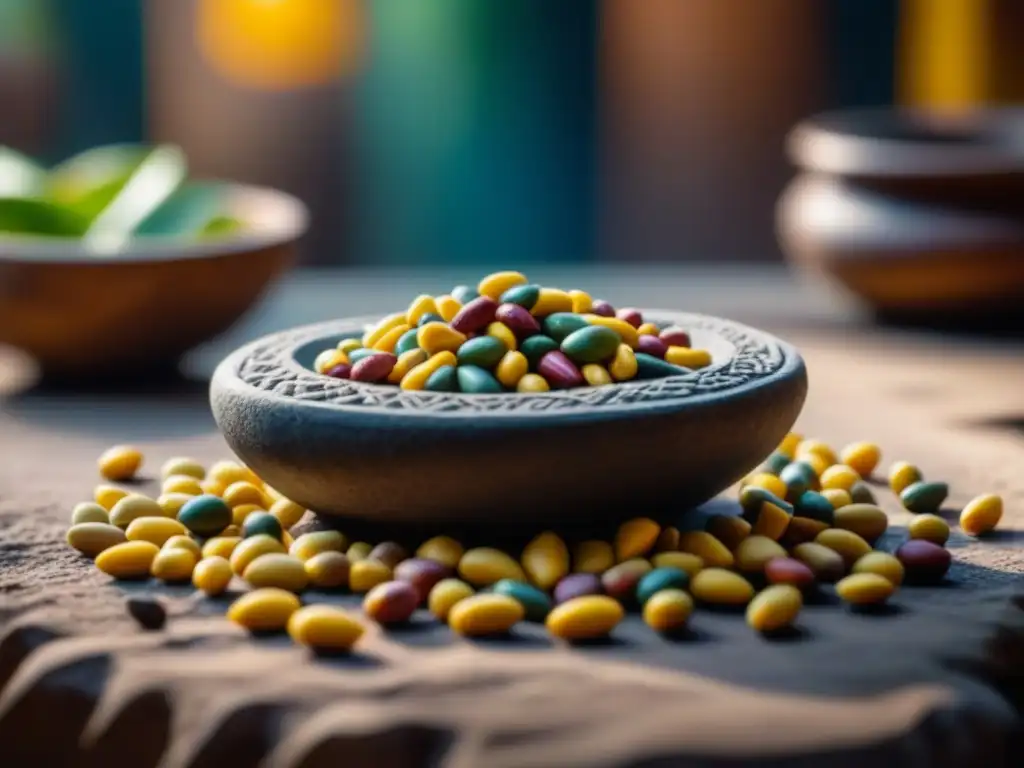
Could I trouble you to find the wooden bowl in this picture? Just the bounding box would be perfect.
[777,108,1024,322]
[210,312,807,538]
[0,183,307,379]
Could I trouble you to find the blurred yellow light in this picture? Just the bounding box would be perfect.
[197,0,365,90]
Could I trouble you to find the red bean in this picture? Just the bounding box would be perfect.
[895,540,951,584]
[553,573,602,604]
[660,327,691,347]
[537,351,584,388]
[590,300,615,317]
[394,558,451,602]
[764,557,816,590]
[450,296,498,334]
[363,581,418,624]
[616,308,643,328]
[350,353,397,383]
[636,335,668,359]
[495,303,541,337]
[325,363,352,379]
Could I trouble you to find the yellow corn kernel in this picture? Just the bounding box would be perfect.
[406,294,439,326]
[162,474,204,496]
[416,322,467,355]
[362,312,408,348]
[435,295,462,322]
[496,350,529,388]
[568,289,593,314]
[960,494,1002,536]
[777,432,803,458]
[582,364,613,386]
[746,472,788,499]
[388,348,429,384]
[516,373,550,393]
[478,270,528,300]
[583,314,639,348]
[160,457,205,480]
[97,445,143,482]
[487,321,517,351]
[401,351,458,390]
[223,481,267,508]
[888,461,922,495]
[372,323,411,353]
[314,348,349,373]
[664,347,712,369]
[796,439,838,467]
[530,288,574,317]
[608,343,638,381]
[821,488,852,509]
[840,441,882,477]
[94,484,129,511]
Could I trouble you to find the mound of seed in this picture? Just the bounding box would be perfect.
[67,423,1007,649]
[310,271,713,393]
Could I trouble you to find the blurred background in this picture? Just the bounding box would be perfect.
[9,0,1013,268]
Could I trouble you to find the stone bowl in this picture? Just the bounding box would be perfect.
[777,107,1024,325]
[210,311,807,536]
[0,182,308,381]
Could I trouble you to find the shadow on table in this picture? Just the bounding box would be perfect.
[0,368,215,440]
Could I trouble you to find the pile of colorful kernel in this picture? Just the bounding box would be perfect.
[70,438,1006,652]
[311,271,712,392]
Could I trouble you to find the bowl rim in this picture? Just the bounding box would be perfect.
[0,180,309,264]
[786,106,1024,180]
[210,310,807,427]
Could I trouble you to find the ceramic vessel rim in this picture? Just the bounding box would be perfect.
[211,309,806,425]
[0,181,309,265]
[786,107,1024,179]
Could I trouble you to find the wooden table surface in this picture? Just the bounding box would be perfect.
[0,266,1021,768]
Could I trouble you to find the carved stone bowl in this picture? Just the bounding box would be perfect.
[210,311,807,535]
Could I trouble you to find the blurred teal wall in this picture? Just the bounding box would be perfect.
[49,0,145,161]
[351,1,598,266]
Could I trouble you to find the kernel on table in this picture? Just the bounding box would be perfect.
[69,352,1008,648]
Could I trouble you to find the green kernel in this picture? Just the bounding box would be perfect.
[633,353,686,379]
[560,325,622,364]
[456,365,503,393]
[499,283,541,310]
[780,461,818,501]
[451,285,479,304]
[899,481,949,515]
[542,312,590,342]
[456,336,507,369]
[178,494,232,537]
[793,490,835,525]
[418,312,445,326]
[520,335,559,367]
[765,451,791,475]
[242,510,283,540]
[394,328,421,356]
[491,578,552,622]
[425,365,459,392]
[636,566,689,606]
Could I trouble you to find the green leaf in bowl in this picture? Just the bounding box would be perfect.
[134,181,240,238]
[81,144,188,253]
[46,143,153,222]
[0,197,91,237]
[0,146,47,198]
[200,215,243,237]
